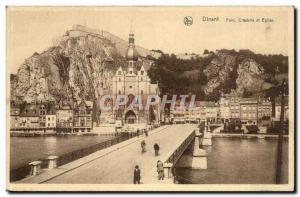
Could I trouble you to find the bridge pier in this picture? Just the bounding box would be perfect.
[202,125,212,146]
[192,130,208,169]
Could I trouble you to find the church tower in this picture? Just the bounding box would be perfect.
[110,29,160,125]
[125,31,138,74]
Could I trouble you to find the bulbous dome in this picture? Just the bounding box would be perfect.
[126,46,139,61]
[126,33,139,61]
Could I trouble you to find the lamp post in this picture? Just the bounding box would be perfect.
[275,79,287,184]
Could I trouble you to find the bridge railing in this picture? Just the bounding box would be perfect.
[163,130,195,181]
[165,130,195,165]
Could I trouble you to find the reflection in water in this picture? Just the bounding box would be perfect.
[10,135,115,170]
[176,137,288,184]
[44,137,58,153]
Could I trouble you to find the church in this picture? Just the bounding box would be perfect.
[110,31,160,125]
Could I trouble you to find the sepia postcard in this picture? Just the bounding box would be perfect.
[6,6,294,192]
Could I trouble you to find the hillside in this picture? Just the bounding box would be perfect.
[148,49,288,101]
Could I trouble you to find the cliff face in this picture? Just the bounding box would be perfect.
[203,51,273,97]
[236,58,269,95]
[12,25,152,103]
[203,52,237,94]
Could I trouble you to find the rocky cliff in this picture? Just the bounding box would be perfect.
[203,50,276,97]
[11,25,153,103]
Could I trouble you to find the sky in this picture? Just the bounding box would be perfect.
[7,6,293,73]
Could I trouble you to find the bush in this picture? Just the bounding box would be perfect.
[223,121,243,133]
[246,125,259,134]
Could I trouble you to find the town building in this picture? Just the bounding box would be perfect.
[10,102,20,129]
[56,101,73,133]
[172,103,188,124]
[46,104,56,129]
[186,101,219,123]
[258,98,272,119]
[219,94,231,122]
[73,100,93,132]
[19,104,40,128]
[204,101,220,123]
[38,103,47,128]
[229,94,240,119]
[239,98,258,125]
[188,101,205,123]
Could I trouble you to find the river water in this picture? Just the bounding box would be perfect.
[176,137,289,184]
[10,135,115,170]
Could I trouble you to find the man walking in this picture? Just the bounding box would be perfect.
[133,165,141,184]
[157,160,164,180]
[154,143,160,156]
[141,140,146,153]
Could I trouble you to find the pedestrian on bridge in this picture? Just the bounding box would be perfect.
[154,143,160,156]
[141,140,146,153]
[133,165,141,184]
[145,129,148,137]
[136,129,140,138]
[157,160,164,180]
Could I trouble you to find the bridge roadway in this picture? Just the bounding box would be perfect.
[18,124,197,184]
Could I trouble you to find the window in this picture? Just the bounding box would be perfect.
[119,78,121,82]
[118,90,121,95]
[129,86,132,89]
[118,71,121,75]
[141,77,143,81]
[141,90,143,94]
[141,71,144,75]
[129,71,132,74]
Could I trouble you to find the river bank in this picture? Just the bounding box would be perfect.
[10,132,100,137]
[212,133,289,139]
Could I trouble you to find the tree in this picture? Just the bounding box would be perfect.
[203,49,209,54]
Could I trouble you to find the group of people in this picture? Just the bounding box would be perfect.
[133,160,165,184]
[140,141,160,155]
[136,128,148,138]
[133,131,164,184]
